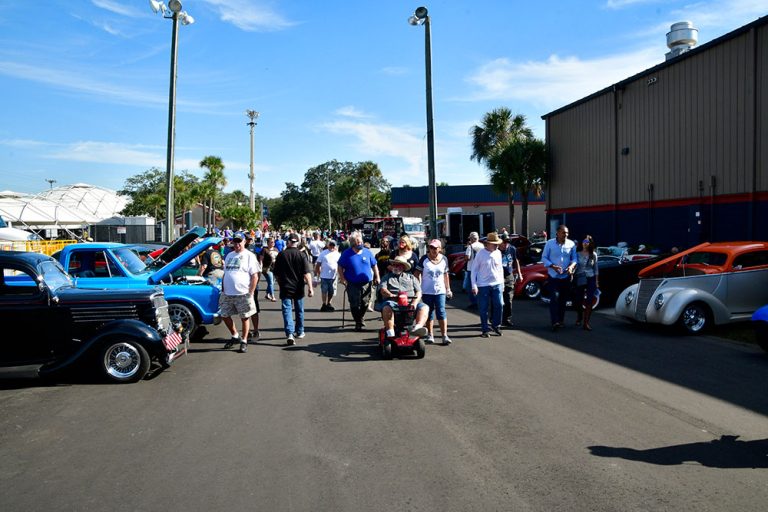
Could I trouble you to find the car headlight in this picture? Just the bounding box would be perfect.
[654,293,664,310]
[625,290,635,306]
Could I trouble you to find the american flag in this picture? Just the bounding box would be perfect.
[163,331,183,351]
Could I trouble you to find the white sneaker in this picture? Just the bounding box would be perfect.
[442,335,452,345]
[286,334,295,346]
[295,332,306,339]
[410,325,428,337]
[424,334,435,344]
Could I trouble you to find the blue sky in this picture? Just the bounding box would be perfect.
[0,0,765,199]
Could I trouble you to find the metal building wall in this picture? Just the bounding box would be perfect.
[547,93,615,210]
[544,16,768,248]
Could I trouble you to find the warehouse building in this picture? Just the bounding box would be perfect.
[391,184,546,237]
[542,15,768,251]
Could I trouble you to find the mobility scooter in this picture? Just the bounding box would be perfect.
[378,291,426,360]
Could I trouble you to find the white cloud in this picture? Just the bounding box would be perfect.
[669,0,767,32]
[604,0,662,9]
[380,66,408,76]
[47,141,165,167]
[334,106,372,119]
[201,0,296,31]
[91,0,142,18]
[464,48,661,110]
[322,120,424,174]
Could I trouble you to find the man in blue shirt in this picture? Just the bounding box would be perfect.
[541,225,577,330]
[338,231,380,332]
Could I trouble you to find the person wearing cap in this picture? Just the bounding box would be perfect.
[542,224,577,331]
[499,233,522,328]
[220,234,261,353]
[274,232,314,345]
[471,232,505,337]
[337,230,380,332]
[376,256,429,338]
[315,239,340,311]
[414,239,453,344]
[463,232,484,309]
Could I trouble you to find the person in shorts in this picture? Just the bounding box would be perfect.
[315,239,341,311]
[414,239,453,345]
[220,234,260,353]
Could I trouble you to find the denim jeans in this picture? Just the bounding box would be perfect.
[264,271,274,297]
[463,271,477,305]
[281,297,304,336]
[548,277,572,325]
[477,284,503,332]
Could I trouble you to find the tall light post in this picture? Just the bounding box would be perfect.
[409,6,438,240]
[150,0,195,242]
[326,167,332,234]
[246,110,259,212]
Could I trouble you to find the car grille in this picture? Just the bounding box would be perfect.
[71,305,139,323]
[151,292,172,334]
[635,279,663,321]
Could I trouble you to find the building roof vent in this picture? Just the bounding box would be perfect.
[666,21,698,61]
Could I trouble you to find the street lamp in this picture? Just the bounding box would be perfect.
[246,110,260,212]
[150,0,194,242]
[326,167,332,234]
[408,6,438,240]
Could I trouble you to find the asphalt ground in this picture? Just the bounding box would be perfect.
[1,279,767,511]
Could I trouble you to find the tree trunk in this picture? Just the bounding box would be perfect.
[521,189,530,237]
[507,187,516,234]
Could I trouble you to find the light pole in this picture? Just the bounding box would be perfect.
[45,179,56,189]
[246,110,259,212]
[150,0,195,242]
[326,167,332,234]
[409,6,438,240]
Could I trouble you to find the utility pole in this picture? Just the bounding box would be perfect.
[45,179,56,189]
[246,110,259,212]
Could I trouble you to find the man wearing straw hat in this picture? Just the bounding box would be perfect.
[471,232,505,338]
[376,256,429,339]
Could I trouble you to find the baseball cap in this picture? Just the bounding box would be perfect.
[231,235,243,243]
[287,233,300,243]
[428,239,442,248]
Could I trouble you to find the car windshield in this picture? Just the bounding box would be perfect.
[684,251,728,266]
[113,247,151,275]
[40,260,73,291]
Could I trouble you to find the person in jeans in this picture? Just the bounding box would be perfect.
[220,234,260,353]
[471,232,505,338]
[414,239,453,345]
[274,232,314,345]
[541,224,577,331]
[376,256,429,338]
[338,231,380,331]
[574,235,599,331]
[499,233,522,328]
[261,237,278,301]
[463,232,484,309]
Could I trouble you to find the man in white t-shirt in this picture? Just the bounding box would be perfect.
[309,232,326,264]
[220,234,260,353]
[315,239,341,311]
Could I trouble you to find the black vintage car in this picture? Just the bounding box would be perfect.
[0,251,185,383]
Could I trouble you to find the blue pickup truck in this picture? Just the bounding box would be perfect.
[52,229,221,339]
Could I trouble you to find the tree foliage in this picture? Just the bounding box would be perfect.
[470,108,547,235]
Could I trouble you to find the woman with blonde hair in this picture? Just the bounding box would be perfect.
[390,234,419,274]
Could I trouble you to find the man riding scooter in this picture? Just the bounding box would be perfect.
[376,256,429,338]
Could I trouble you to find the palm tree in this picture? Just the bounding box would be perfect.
[470,108,533,233]
[199,156,226,231]
[357,161,382,216]
[494,138,547,236]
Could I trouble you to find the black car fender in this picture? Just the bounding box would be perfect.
[39,319,164,376]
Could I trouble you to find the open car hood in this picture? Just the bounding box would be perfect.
[148,236,222,284]
[638,242,709,279]
[153,226,207,264]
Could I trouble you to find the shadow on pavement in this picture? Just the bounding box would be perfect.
[588,435,768,468]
